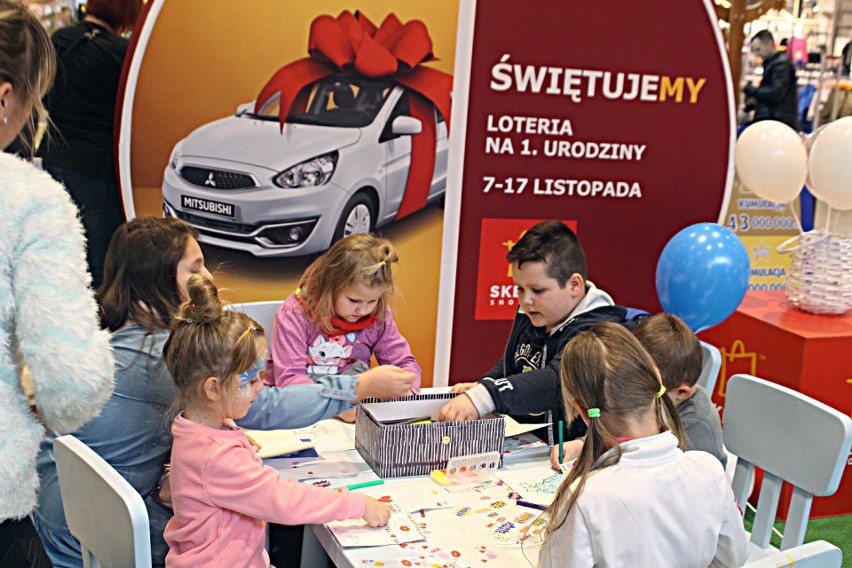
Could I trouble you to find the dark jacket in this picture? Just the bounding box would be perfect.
[744,51,799,130]
[470,284,640,443]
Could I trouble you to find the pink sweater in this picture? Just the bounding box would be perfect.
[264,293,421,390]
[164,414,366,568]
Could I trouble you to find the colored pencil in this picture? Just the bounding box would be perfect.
[346,479,385,490]
[558,420,564,465]
[516,499,547,511]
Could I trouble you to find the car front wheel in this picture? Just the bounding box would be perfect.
[333,192,376,242]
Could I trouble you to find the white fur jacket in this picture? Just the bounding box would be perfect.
[0,152,114,521]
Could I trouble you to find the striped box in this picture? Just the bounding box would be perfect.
[355,393,506,478]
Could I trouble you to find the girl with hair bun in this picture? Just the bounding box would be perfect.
[267,233,421,420]
[539,323,747,568]
[163,275,390,568]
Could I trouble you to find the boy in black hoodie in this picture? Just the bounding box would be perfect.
[438,220,633,445]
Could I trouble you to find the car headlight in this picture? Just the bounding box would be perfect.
[273,151,338,188]
[169,146,183,170]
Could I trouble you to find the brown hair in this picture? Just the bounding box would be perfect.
[298,233,398,333]
[97,217,199,332]
[633,313,702,390]
[507,220,586,286]
[85,0,143,35]
[0,0,55,155]
[164,275,264,407]
[545,323,685,536]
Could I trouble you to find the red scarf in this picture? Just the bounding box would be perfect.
[296,288,378,337]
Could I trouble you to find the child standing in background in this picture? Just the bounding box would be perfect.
[633,313,728,468]
[266,233,421,420]
[539,323,746,568]
[163,275,390,568]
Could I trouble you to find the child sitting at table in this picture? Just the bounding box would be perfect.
[266,233,421,421]
[539,323,747,567]
[634,312,727,468]
[440,220,636,446]
[163,275,390,568]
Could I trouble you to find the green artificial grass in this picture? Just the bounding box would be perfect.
[743,509,852,567]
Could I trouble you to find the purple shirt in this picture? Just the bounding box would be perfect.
[265,293,421,391]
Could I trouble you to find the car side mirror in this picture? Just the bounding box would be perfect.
[391,116,422,136]
[236,101,255,115]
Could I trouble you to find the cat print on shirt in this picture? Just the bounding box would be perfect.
[307,335,352,375]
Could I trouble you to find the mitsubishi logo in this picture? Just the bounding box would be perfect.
[204,172,217,187]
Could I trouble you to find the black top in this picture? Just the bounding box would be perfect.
[479,304,637,442]
[743,50,799,131]
[38,21,128,181]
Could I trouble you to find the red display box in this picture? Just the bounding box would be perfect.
[700,291,852,519]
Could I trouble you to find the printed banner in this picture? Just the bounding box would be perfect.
[474,218,577,320]
[438,1,735,382]
[725,173,801,292]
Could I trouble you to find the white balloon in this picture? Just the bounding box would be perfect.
[807,116,852,211]
[734,120,808,203]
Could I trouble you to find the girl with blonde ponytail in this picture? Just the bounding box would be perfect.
[539,323,747,567]
[267,233,421,420]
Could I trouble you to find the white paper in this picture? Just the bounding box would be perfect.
[352,481,464,513]
[360,398,449,422]
[503,416,550,437]
[241,429,314,459]
[494,466,565,507]
[329,503,426,547]
[288,419,354,452]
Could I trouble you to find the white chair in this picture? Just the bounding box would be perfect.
[54,435,152,568]
[227,300,283,335]
[698,340,722,396]
[724,374,852,566]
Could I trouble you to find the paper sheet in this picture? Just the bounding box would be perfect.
[494,466,565,507]
[503,416,550,437]
[329,503,426,547]
[288,419,354,452]
[241,429,314,459]
[351,481,464,514]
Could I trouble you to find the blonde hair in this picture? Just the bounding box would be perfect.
[545,323,685,536]
[164,275,264,407]
[0,0,55,155]
[299,233,398,333]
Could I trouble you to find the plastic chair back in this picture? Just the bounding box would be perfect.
[698,340,722,397]
[54,435,152,568]
[227,300,283,337]
[724,374,852,553]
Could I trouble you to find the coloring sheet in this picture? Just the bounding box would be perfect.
[329,503,426,547]
[352,481,464,514]
[494,466,565,507]
[287,419,354,452]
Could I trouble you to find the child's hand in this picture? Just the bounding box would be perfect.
[246,433,262,453]
[361,496,391,527]
[438,394,480,422]
[450,382,478,393]
[355,365,417,400]
[550,439,584,470]
[335,409,357,423]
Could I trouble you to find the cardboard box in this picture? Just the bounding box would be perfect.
[354,393,506,478]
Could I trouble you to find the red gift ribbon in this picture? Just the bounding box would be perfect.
[256,11,453,220]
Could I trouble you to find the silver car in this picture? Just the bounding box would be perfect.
[162,75,448,257]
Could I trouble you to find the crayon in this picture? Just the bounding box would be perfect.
[346,479,385,490]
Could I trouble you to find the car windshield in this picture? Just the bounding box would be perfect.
[250,77,393,128]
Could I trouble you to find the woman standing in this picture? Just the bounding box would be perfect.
[0,1,114,565]
[37,0,143,289]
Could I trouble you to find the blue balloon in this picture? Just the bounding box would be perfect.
[656,223,750,333]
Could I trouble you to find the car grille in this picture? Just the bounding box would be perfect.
[179,166,256,190]
[171,210,258,235]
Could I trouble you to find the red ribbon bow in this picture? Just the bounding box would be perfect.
[256,11,453,220]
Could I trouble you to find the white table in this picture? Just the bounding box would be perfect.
[268,417,551,568]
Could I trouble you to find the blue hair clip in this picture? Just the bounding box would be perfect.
[238,356,266,388]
